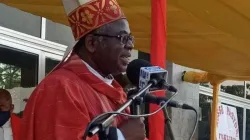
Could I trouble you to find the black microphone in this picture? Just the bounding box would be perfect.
[126,59,177,92]
[143,93,194,110]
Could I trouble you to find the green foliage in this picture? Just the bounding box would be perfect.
[0,63,21,89]
[200,83,210,88]
[221,85,244,97]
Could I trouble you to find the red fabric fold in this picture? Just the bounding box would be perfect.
[20,54,129,140]
[11,114,21,140]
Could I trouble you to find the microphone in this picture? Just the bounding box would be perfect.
[144,93,194,110]
[126,59,177,92]
[126,86,194,110]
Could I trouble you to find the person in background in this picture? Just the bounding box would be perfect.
[0,89,20,140]
[20,0,146,140]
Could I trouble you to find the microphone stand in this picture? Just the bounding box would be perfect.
[127,88,143,115]
[87,83,153,140]
[162,105,175,140]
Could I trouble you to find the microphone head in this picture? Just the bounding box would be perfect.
[126,59,152,87]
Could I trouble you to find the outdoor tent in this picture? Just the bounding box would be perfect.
[2,0,250,79]
[1,0,250,140]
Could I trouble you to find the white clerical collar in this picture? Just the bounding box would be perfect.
[82,60,114,86]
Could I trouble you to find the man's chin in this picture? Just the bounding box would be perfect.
[113,65,126,75]
[111,64,128,75]
[120,65,128,72]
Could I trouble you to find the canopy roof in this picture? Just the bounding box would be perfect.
[1,0,250,80]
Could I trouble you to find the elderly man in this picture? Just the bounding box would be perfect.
[20,0,146,140]
[0,89,20,140]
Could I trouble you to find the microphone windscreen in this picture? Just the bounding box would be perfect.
[126,59,152,87]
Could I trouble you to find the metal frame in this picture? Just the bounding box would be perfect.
[200,86,250,140]
[243,81,247,140]
[0,25,67,82]
[41,17,46,39]
[0,20,139,84]
[0,26,67,55]
[200,86,250,108]
[38,52,46,82]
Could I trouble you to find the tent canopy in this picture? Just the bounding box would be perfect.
[1,0,250,80]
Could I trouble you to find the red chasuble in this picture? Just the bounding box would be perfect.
[20,53,129,140]
[11,114,20,140]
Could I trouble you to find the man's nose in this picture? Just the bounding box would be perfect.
[125,40,134,50]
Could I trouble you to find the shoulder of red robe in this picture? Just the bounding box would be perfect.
[61,0,126,41]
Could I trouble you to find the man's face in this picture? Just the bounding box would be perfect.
[90,19,134,75]
[0,98,13,112]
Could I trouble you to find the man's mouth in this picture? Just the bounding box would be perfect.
[120,54,131,65]
[121,56,130,61]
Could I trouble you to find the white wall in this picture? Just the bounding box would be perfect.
[7,87,35,113]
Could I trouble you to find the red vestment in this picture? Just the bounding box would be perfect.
[20,54,129,140]
[11,114,21,140]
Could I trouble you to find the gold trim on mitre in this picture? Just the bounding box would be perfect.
[62,0,126,41]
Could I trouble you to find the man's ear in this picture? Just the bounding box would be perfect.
[10,104,14,113]
[84,34,97,53]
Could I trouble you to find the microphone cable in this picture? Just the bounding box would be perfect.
[190,107,198,140]
[159,101,198,140]
[82,90,198,140]
[82,91,178,140]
